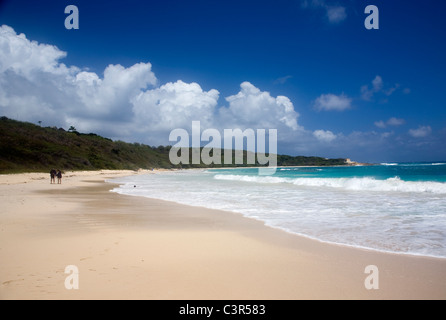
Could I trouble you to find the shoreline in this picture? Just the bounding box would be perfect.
[110,175,446,261]
[1,170,446,299]
[0,160,374,177]
[112,169,446,260]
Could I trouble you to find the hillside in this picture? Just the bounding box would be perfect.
[0,117,347,173]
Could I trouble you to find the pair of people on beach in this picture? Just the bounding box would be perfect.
[50,169,62,184]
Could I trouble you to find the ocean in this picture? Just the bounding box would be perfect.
[109,163,446,258]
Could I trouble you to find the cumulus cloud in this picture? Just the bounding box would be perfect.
[302,0,347,24]
[374,120,386,129]
[8,24,438,163]
[313,130,337,142]
[314,93,352,111]
[75,63,157,119]
[0,25,75,126]
[0,25,300,146]
[132,80,219,132]
[0,24,158,136]
[387,117,405,126]
[0,25,73,76]
[381,131,394,138]
[218,82,300,135]
[375,117,405,128]
[372,75,383,91]
[409,126,432,138]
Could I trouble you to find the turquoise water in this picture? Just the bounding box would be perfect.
[111,163,446,258]
[216,162,446,183]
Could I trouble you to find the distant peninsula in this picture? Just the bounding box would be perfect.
[0,117,356,173]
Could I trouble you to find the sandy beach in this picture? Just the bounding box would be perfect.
[1,170,445,300]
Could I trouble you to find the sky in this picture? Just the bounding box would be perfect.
[0,0,445,163]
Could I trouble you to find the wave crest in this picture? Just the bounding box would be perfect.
[214,174,446,194]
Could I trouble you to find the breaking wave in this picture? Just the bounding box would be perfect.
[214,174,446,194]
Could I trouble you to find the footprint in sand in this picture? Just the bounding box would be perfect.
[80,257,92,261]
[2,279,24,285]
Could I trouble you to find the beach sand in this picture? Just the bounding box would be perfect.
[1,170,445,300]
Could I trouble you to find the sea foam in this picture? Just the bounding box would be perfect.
[110,165,446,258]
[214,174,446,194]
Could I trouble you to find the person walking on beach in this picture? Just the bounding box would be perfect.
[50,169,56,184]
[57,170,62,184]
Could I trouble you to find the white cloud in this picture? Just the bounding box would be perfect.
[361,75,382,100]
[361,75,402,101]
[374,120,386,129]
[375,117,405,128]
[360,85,373,101]
[314,93,352,111]
[0,25,158,135]
[409,126,432,138]
[326,6,347,24]
[75,63,157,119]
[372,75,383,91]
[381,132,394,138]
[301,0,347,24]
[0,25,74,77]
[2,24,444,163]
[0,25,302,146]
[313,130,337,142]
[132,80,219,132]
[220,82,300,133]
[387,117,405,126]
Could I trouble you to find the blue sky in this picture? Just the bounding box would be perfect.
[1,0,445,162]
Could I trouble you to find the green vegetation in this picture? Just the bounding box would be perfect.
[0,117,347,173]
